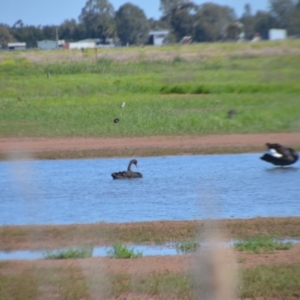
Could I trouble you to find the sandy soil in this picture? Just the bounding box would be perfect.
[0,133,299,159]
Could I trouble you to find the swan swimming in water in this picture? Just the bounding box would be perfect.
[260,143,299,166]
[111,159,143,179]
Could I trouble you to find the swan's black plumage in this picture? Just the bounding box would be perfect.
[260,143,298,166]
[111,159,143,179]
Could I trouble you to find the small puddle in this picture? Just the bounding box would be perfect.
[0,244,180,261]
[1,239,298,261]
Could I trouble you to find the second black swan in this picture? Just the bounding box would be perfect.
[111,159,143,179]
[260,143,299,166]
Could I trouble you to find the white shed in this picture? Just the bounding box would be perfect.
[8,42,26,50]
[148,30,169,46]
[37,40,57,50]
[269,29,287,40]
[68,41,95,49]
[37,40,65,50]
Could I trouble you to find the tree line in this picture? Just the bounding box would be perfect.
[1,0,300,48]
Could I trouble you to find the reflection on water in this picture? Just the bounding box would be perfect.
[265,166,299,173]
[0,154,299,225]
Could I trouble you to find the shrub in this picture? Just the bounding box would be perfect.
[44,246,93,259]
[107,242,143,258]
[175,241,200,253]
[234,237,292,253]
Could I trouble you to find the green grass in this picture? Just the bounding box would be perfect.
[0,267,38,300]
[0,41,300,138]
[44,246,93,259]
[175,241,200,253]
[1,262,300,299]
[2,219,300,250]
[234,236,293,253]
[0,92,299,137]
[240,264,300,298]
[107,242,143,259]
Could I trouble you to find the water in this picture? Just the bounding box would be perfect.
[0,244,179,261]
[0,153,299,225]
[1,239,298,261]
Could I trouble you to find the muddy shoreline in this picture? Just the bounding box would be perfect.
[2,217,300,251]
[1,218,300,274]
[1,133,299,160]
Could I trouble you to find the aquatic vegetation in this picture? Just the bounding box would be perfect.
[44,246,93,259]
[234,236,293,253]
[107,242,143,259]
[175,241,200,253]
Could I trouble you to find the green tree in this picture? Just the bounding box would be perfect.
[269,0,300,35]
[168,2,198,42]
[240,3,255,39]
[159,0,189,16]
[59,19,79,41]
[42,25,57,40]
[253,10,276,37]
[288,4,300,35]
[9,21,44,48]
[79,0,115,41]
[0,24,15,48]
[148,18,169,31]
[194,3,236,42]
[226,22,242,40]
[269,0,294,28]
[115,3,149,45]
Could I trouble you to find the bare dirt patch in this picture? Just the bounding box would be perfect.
[0,133,299,160]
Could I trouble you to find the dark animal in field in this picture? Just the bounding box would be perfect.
[111,159,143,179]
[227,109,236,119]
[114,118,120,123]
[260,143,298,166]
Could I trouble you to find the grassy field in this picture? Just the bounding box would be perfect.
[1,40,300,138]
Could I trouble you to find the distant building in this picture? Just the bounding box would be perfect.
[268,29,287,40]
[37,40,65,50]
[64,39,98,50]
[258,29,287,40]
[68,42,95,50]
[148,30,169,46]
[8,42,26,50]
[63,38,115,50]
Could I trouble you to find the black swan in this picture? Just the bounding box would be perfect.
[260,143,299,166]
[111,159,143,179]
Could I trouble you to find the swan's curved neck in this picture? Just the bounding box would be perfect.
[127,161,134,171]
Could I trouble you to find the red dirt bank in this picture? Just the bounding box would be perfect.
[0,133,299,159]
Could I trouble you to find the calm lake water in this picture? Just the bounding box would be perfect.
[0,154,299,225]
